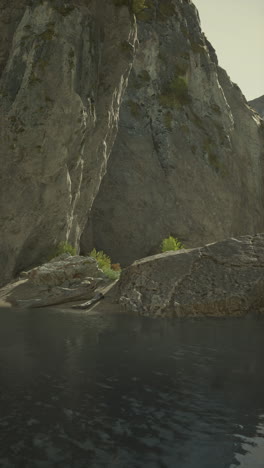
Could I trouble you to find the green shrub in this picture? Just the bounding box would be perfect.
[90,248,111,270]
[89,249,122,280]
[101,267,121,280]
[161,236,184,252]
[53,241,77,257]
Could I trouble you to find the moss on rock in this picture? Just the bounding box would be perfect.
[159,75,190,108]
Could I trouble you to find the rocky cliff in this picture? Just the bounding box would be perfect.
[0,0,136,285]
[84,0,264,266]
[249,95,264,119]
[1,0,264,287]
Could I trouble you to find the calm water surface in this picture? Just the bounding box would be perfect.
[0,308,263,468]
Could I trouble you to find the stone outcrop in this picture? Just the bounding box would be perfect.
[85,0,264,266]
[0,253,108,308]
[25,253,103,286]
[118,234,264,317]
[249,95,264,119]
[0,0,136,286]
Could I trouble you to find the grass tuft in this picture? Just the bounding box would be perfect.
[52,241,77,258]
[161,236,184,252]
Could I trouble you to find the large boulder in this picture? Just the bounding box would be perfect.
[0,253,106,308]
[118,234,264,317]
[0,0,136,286]
[26,253,102,286]
[85,0,264,266]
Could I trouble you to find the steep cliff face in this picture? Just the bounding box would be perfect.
[249,95,264,119]
[84,0,264,266]
[0,0,136,285]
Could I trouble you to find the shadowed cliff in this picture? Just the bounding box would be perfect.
[0,0,136,285]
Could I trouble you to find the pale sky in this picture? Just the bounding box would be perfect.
[193,0,264,101]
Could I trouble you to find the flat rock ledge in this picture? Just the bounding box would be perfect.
[118,234,264,317]
[0,254,109,309]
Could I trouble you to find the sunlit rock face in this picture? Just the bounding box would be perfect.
[118,234,264,317]
[0,0,136,285]
[84,0,264,266]
[249,95,264,119]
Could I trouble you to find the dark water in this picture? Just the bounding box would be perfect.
[0,308,264,468]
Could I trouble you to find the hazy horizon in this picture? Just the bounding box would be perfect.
[193,0,264,101]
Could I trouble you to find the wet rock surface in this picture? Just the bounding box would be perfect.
[118,233,264,317]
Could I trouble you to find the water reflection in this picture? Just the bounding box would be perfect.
[0,308,263,467]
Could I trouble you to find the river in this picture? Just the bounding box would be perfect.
[0,307,263,467]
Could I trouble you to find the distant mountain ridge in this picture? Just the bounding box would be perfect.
[249,95,264,119]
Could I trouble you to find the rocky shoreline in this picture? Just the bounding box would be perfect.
[1,234,264,318]
[0,253,116,310]
[1,1,264,288]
